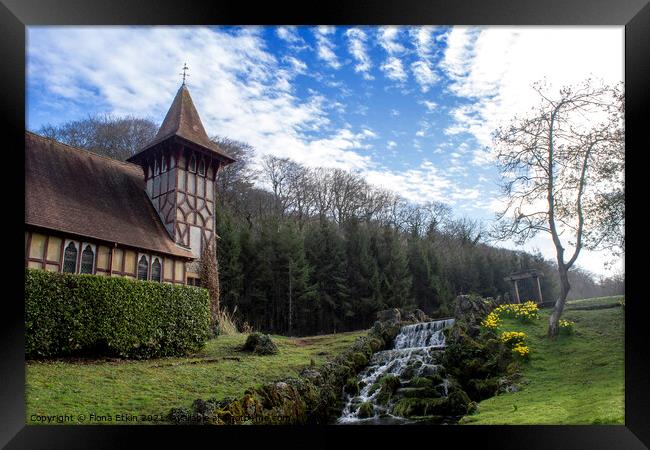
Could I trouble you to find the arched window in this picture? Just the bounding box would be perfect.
[154,158,160,176]
[151,258,162,282]
[162,156,168,172]
[198,158,206,176]
[62,241,78,273]
[189,154,197,173]
[137,255,149,280]
[80,244,95,274]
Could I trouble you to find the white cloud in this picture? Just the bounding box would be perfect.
[420,100,437,112]
[440,26,624,147]
[378,26,406,54]
[314,26,341,70]
[381,56,407,82]
[409,26,438,59]
[345,28,373,79]
[283,56,307,75]
[378,26,408,84]
[411,60,439,92]
[277,26,300,43]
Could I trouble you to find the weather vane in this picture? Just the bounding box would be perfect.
[180,63,190,85]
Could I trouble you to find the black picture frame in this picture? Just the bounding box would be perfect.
[1,1,647,448]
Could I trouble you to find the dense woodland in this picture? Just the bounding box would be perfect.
[38,116,624,336]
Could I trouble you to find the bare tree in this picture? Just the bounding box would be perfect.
[211,136,256,209]
[38,114,158,161]
[491,79,624,337]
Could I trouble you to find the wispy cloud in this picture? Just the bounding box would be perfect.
[381,56,407,82]
[344,27,373,79]
[314,26,342,70]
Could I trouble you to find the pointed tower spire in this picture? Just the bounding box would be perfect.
[129,83,234,163]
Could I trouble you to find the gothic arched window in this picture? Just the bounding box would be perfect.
[62,241,78,273]
[189,154,197,173]
[198,159,206,176]
[162,156,168,172]
[151,258,162,282]
[137,255,149,280]
[80,244,95,274]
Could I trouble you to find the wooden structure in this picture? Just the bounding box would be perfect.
[503,269,544,304]
[25,83,234,286]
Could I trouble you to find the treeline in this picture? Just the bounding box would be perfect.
[36,116,622,336]
[212,141,560,335]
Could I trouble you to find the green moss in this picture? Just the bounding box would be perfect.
[375,374,401,405]
[408,376,434,389]
[392,397,447,417]
[358,401,374,418]
[344,377,360,396]
[351,352,368,369]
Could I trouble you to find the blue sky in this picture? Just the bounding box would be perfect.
[26,26,624,277]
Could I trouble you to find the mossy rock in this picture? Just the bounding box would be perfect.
[344,377,360,396]
[375,374,401,405]
[392,397,447,417]
[351,351,369,370]
[369,337,384,352]
[358,401,374,418]
[395,386,441,399]
[407,376,434,389]
[243,332,279,355]
[446,387,472,415]
[466,377,499,401]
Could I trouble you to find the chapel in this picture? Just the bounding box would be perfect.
[25,82,235,286]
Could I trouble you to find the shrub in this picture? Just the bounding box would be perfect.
[243,333,279,355]
[25,268,210,359]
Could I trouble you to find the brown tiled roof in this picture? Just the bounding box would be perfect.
[129,84,235,164]
[25,132,195,259]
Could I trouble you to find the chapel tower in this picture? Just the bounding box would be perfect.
[128,83,235,265]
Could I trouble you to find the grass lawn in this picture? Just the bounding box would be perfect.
[460,298,625,425]
[26,330,366,424]
[565,295,624,309]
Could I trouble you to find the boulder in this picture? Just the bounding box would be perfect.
[376,308,401,324]
[358,401,374,418]
[243,333,279,355]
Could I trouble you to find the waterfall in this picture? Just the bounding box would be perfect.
[337,318,455,424]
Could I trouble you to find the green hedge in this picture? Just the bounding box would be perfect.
[25,268,210,359]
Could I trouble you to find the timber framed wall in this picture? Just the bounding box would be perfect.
[25,229,189,285]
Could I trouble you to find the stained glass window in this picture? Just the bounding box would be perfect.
[137,255,149,280]
[80,244,94,274]
[63,241,78,273]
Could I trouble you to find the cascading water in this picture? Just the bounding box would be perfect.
[337,318,455,424]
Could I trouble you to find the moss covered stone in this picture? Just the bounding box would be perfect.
[358,401,374,418]
[344,377,360,396]
[392,397,447,417]
[243,333,279,355]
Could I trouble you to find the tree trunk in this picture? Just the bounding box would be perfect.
[548,266,570,337]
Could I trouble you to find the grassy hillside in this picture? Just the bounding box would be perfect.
[26,330,366,424]
[460,297,624,425]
